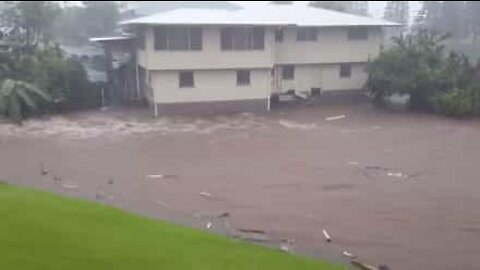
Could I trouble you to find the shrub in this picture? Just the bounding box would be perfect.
[366,30,477,113]
[432,88,480,117]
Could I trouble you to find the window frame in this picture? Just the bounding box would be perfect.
[339,63,352,78]
[154,26,203,51]
[296,27,317,41]
[281,65,295,80]
[236,70,251,86]
[275,28,284,42]
[179,71,195,88]
[220,26,265,51]
[347,27,368,40]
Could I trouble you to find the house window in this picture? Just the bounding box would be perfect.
[154,26,202,51]
[137,27,146,50]
[275,28,284,42]
[297,27,317,41]
[347,28,368,40]
[282,65,294,80]
[179,71,194,88]
[221,27,265,50]
[237,70,250,85]
[340,64,352,78]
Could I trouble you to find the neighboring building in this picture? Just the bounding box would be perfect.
[101,4,397,115]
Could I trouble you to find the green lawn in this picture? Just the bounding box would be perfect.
[0,183,344,270]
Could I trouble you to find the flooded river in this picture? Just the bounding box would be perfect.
[1,103,479,270]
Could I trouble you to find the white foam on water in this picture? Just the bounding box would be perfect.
[0,112,272,140]
[278,119,317,130]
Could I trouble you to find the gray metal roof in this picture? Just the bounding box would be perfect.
[121,4,398,27]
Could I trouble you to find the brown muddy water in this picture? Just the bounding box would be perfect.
[1,103,480,270]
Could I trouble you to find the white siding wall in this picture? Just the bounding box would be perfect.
[151,69,272,103]
[273,63,367,94]
[275,27,383,64]
[322,63,368,91]
[136,25,380,107]
[274,64,322,93]
[140,26,275,70]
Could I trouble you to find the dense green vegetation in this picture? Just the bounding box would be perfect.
[0,2,100,122]
[0,183,344,270]
[366,30,480,117]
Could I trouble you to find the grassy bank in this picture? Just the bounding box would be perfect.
[0,183,343,270]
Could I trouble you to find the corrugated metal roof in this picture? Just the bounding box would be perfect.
[121,4,398,27]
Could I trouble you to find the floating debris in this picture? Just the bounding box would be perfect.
[40,162,48,175]
[235,228,269,242]
[351,260,379,270]
[280,243,290,252]
[238,228,266,234]
[217,212,230,218]
[387,171,405,178]
[206,221,212,229]
[365,166,391,171]
[322,229,332,242]
[156,201,171,209]
[343,250,356,259]
[200,191,211,198]
[278,120,317,130]
[146,174,177,180]
[62,183,79,190]
[53,174,62,183]
[348,161,360,166]
[107,179,114,185]
[325,115,346,121]
[95,192,105,200]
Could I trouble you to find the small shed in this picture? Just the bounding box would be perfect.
[90,35,143,104]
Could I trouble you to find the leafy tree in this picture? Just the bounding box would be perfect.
[414,1,442,32]
[0,79,51,123]
[1,1,60,46]
[366,30,476,111]
[466,1,480,42]
[53,1,119,45]
[440,1,466,39]
[349,1,368,16]
[384,1,409,33]
[0,1,97,121]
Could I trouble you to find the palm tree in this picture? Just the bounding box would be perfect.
[0,79,52,123]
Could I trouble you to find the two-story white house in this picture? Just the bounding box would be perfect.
[118,4,397,115]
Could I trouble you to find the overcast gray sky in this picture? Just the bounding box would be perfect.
[231,1,422,20]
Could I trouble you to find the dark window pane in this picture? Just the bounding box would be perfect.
[137,26,145,50]
[347,28,368,40]
[340,63,352,78]
[307,28,317,41]
[169,26,189,50]
[297,27,316,41]
[282,65,294,80]
[237,70,250,85]
[221,27,232,50]
[179,71,194,87]
[233,27,250,50]
[297,28,306,41]
[154,27,167,50]
[275,28,284,42]
[190,27,202,50]
[252,27,265,50]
